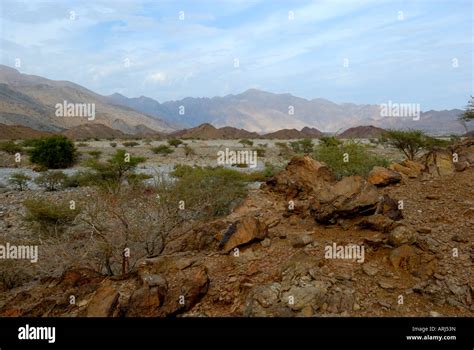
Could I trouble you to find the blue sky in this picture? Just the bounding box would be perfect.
[0,0,472,110]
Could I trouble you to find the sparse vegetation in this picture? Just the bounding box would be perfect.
[23,198,81,236]
[8,172,31,191]
[84,149,146,193]
[239,139,253,147]
[76,142,89,147]
[314,140,388,180]
[122,141,140,147]
[30,136,77,169]
[289,139,314,154]
[168,139,183,148]
[459,96,474,123]
[110,142,117,148]
[183,144,195,157]
[34,170,67,191]
[0,141,23,155]
[152,145,173,155]
[87,150,102,159]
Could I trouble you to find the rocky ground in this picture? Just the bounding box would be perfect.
[0,139,472,317]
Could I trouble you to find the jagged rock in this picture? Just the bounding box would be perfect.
[400,160,425,174]
[264,155,334,199]
[389,245,420,273]
[362,263,379,276]
[220,217,268,252]
[288,232,314,248]
[423,150,455,176]
[368,166,402,186]
[376,195,403,221]
[389,163,418,178]
[388,225,416,247]
[126,285,162,317]
[86,280,120,317]
[358,214,395,232]
[281,281,328,311]
[310,176,380,224]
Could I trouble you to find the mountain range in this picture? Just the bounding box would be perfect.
[0,65,468,136]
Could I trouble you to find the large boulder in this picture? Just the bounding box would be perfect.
[388,225,417,247]
[389,163,419,178]
[219,217,268,252]
[368,166,402,186]
[310,176,380,224]
[423,150,455,176]
[264,155,334,199]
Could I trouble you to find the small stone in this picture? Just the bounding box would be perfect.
[288,232,314,248]
[429,311,442,317]
[362,263,379,276]
[353,303,361,311]
[261,238,271,247]
[229,276,237,283]
[417,227,432,234]
[426,194,440,200]
[378,280,395,290]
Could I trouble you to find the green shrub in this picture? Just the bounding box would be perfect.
[170,165,248,218]
[30,136,77,169]
[314,140,388,180]
[122,141,140,147]
[62,171,96,188]
[8,172,31,191]
[290,139,314,154]
[0,141,23,155]
[254,147,266,157]
[20,139,42,148]
[319,136,342,147]
[87,150,102,159]
[23,198,81,236]
[84,149,146,193]
[152,145,173,155]
[34,170,67,191]
[167,139,183,148]
[239,139,253,147]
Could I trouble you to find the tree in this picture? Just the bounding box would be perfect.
[85,149,146,193]
[0,141,23,155]
[299,139,314,153]
[383,130,426,160]
[152,145,173,155]
[459,96,474,123]
[30,136,77,169]
[167,139,183,148]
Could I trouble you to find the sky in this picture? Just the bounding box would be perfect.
[0,0,472,110]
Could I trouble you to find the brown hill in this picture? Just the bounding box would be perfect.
[262,127,324,139]
[61,124,126,140]
[338,125,386,139]
[169,123,259,139]
[0,65,174,134]
[0,123,53,140]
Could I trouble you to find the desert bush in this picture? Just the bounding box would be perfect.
[122,141,140,147]
[319,136,342,147]
[20,139,43,148]
[0,141,23,155]
[152,145,173,155]
[183,145,195,157]
[8,172,31,191]
[125,173,153,189]
[30,136,77,169]
[110,142,117,148]
[23,198,81,236]
[314,140,388,180]
[0,259,33,290]
[167,139,183,148]
[34,170,67,191]
[290,139,314,154]
[239,139,253,147]
[87,150,102,159]
[76,142,89,147]
[254,147,266,157]
[84,149,146,193]
[171,165,248,218]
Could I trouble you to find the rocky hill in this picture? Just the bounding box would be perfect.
[0,123,53,140]
[169,123,260,139]
[0,65,175,134]
[0,139,472,317]
[338,125,387,139]
[61,124,126,140]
